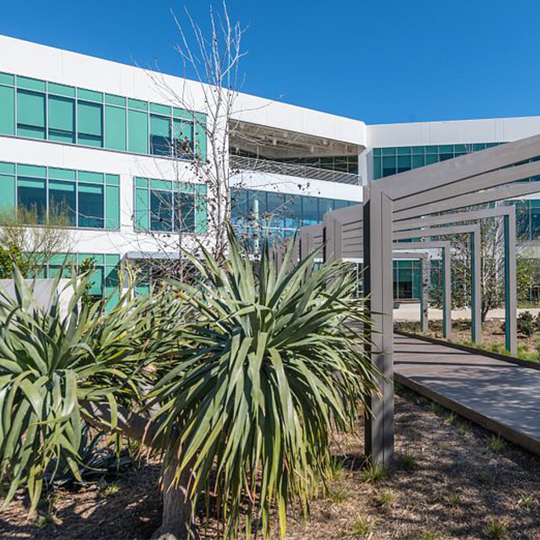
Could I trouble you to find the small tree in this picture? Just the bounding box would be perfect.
[0,206,72,276]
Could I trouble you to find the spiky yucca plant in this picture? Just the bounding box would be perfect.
[0,269,158,511]
[148,227,375,539]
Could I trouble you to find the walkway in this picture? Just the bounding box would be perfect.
[393,333,540,455]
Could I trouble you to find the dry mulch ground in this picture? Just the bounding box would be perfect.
[2,385,540,539]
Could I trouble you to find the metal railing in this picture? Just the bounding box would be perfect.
[229,155,362,185]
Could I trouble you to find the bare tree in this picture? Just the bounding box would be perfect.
[0,206,73,276]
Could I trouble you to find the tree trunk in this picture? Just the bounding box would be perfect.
[82,402,197,539]
[151,454,197,540]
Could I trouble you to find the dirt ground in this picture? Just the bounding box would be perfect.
[2,386,540,539]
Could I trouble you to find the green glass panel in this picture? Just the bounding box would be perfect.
[78,253,104,265]
[194,113,207,160]
[397,147,411,155]
[17,76,46,92]
[173,119,194,155]
[105,94,126,107]
[454,144,467,153]
[150,103,172,115]
[78,88,103,103]
[128,110,148,154]
[105,254,120,265]
[0,162,15,174]
[382,147,396,156]
[48,83,76,97]
[472,143,486,151]
[104,105,126,151]
[439,145,453,153]
[78,101,103,147]
[150,114,171,156]
[426,146,438,154]
[373,156,381,179]
[195,185,207,234]
[0,86,15,135]
[48,95,75,143]
[105,174,120,186]
[0,72,14,86]
[105,185,120,229]
[87,266,104,296]
[128,98,148,111]
[150,179,172,191]
[17,164,46,178]
[0,174,15,211]
[135,177,148,188]
[397,155,411,172]
[412,155,425,168]
[135,187,149,230]
[426,154,438,165]
[412,146,425,155]
[79,171,104,184]
[173,108,192,120]
[49,167,76,181]
[135,284,150,296]
[373,148,381,157]
[50,253,74,265]
[17,90,46,139]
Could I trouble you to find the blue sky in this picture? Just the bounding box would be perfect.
[1,0,539,124]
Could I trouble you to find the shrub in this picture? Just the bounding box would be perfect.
[517,311,535,336]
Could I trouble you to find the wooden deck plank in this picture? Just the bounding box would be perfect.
[394,334,540,454]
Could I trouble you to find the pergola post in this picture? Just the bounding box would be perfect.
[363,185,394,467]
[421,256,429,332]
[471,230,482,344]
[504,207,518,354]
[442,245,452,339]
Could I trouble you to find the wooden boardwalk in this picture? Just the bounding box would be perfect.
[393,333,540,455]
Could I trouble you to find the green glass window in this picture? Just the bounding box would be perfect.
[17,90,46,139]
[128,110,148,154]
[49,179,76,225]
[150,190,173,231]
[150,114,171,156]
[78,183,104,228]
[48,95,75,143]
[0,85,15,135]
[175,192,195,231]
[104,105,126,151]
[0,173,16,212]
[18,177,46,222]
[78,101,103,147]
[173,119,194,157]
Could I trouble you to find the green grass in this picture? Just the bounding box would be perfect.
[446,492,462,506]
[102,481,121,496]
[327,487,349,504]
[485,518,508,539]
[489,435,504,452]
[374,491,394,508]
[419,531,437,540]
[519,495,533,507]
[399,451,417,470]
[360,463,387,484]
[350,516,372,537]
[457,425,470,436]
[477,472,492,485]
[444,413,456,425]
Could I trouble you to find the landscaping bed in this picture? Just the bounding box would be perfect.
[396,319,540,360]
[3,386,540,539]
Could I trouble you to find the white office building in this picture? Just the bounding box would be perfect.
[0,34,539,303]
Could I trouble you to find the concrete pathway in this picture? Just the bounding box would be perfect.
[393,333,540,455]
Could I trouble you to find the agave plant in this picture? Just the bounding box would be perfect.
[147,226,375,539]
[0,268,158,511]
